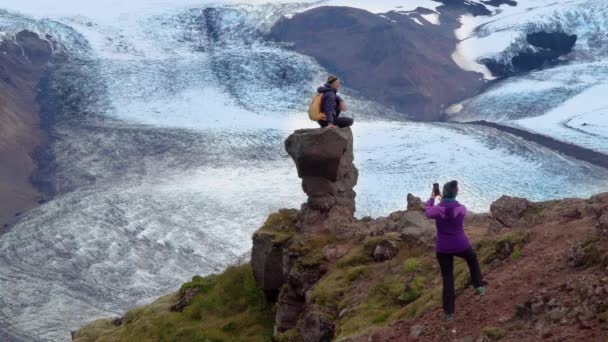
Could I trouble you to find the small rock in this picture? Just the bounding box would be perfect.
[548,307,568,322]
[111,317,123,326]
[515,303,533,320]
[497,315,510,323]
[561,208,582,220]
[322,245,348,261]
[339,308,350,319]
[170,287,200,312]
[531,301,545,315]
[409,324,424,338]
[535,321,551,339]
[578,319,593,330]
[461,337,474,342]
[372,239,399,262]
[547,298,559,308]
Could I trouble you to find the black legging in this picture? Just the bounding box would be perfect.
[436,247,483,315]
[318,117,354,128]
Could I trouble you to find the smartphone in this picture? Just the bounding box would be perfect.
[432,183,440,197]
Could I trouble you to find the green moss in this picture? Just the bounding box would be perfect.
[510,245,522,260]
[403,258,420,273]
[337,246,372,268]
[252,211,297,245]
[301,250,324,267]
[397,275,425,305]
[310,268,352,310]
[362,234,401,255]
[274,329,302,342]
[345,266,370,282]
[599,310,608,322]
[73,265,273,342]
[481,327,506,340]
[337,234,402,269]
[482,232,529,265]
[573,234,606,268]
[398,287,441,319]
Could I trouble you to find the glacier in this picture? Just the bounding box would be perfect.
[0,1,607,341]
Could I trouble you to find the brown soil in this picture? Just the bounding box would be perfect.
[268,6,484,121]
[0,31,52,228]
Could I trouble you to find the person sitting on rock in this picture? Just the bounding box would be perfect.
[424,180,485,321]
[317,75,354,129]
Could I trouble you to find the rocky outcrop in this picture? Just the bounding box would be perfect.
[285,128,359,235]
[482,31,578,77]
[251,209,300,300]
[490,195,531,228]
[0,31,53,228]
[251,127,435,341]
[406,193,424,212]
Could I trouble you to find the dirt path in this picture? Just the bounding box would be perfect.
[358,214,608,341]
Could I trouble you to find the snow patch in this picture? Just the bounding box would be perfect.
[421,12,439,25]
[412,17,423,25]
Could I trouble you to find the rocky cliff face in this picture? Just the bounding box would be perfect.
[268,6,484,121]
[251,128,608,341]
[0,31,53,228]
[74,128,608,342]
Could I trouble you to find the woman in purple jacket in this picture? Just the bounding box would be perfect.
[425,180,485,321]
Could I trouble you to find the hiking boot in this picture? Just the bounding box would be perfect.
[443,314,454,321]
[475,286,486,297]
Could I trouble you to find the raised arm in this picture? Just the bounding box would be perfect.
[424,197,444,219]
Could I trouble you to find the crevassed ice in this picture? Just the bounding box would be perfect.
[0,2,608,342]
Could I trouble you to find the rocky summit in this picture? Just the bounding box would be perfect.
[74,128,608,342]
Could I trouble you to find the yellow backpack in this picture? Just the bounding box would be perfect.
[308,93,327,121]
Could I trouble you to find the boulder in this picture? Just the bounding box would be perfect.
[170,287,200,312]
[275,288,306,333]
[297,308,335,342]
[407,193,424,211]
[251,209,299,299]
[490,195,531,228]
[373,239,400,262]
[251,232,286,300]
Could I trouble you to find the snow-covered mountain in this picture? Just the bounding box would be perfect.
[449,0,608,153]
[0,1,607,341]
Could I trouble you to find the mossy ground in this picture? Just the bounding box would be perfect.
[312,231,530,340]
[252,210,298,245]
[481,326,506,340]
[74,214,531,342]
[73,265,273,342]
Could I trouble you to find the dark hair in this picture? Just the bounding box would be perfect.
[443,180,459,199]
[327,75,339,84]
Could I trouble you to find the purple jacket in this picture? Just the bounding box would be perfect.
[424,198,471,254]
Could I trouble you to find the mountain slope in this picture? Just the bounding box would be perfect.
[0,31,52,228]
[268,5,484,121]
